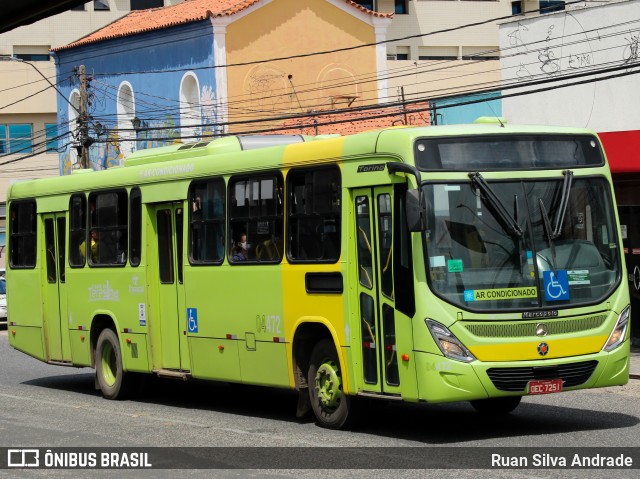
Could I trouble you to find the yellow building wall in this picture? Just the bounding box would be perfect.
[226,0,379,130]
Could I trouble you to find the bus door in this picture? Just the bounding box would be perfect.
[42,213,71,361]
[353,187,401,395]
[150,203,189,371]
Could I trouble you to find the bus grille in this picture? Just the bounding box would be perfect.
[486,360,598,392]
[465,314,607,338]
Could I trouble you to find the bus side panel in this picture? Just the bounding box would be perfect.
[8,270,44,328]
[184,264,289,386]
[238,341,290,387]
[8,326,46,361]
[121,332,150,373]
[189,337,240,381]
[69,329,91,366]
[394,310,420,402]
[7,268,47,361]
[283,263,348,389]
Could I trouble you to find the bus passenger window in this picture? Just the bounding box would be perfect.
[9,200,37,268]
[88,190,128,266]
[229,174,283,264]
[69,194,86,267]
[188,178,225,264]
[287,166,341,263]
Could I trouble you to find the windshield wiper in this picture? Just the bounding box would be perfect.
[539,198,558,271]
[552,170,573,238]
[468,172,523,238]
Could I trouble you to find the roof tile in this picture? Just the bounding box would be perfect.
[276,100,431,136]
[54,0,392,51]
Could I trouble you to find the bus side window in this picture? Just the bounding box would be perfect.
[188,178,225,264]
[287,166,341,263]
[9,200,37,269]
[68,194,86,267]
[88,190,128,266]
[229,174,283,264]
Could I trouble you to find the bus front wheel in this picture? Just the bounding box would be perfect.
[95,328,131,400]
[308,339,353,430]
[470,396,521,415]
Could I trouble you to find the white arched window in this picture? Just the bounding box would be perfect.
[69,89,81,167]
[180,73,201,141]
[117,82,136,158]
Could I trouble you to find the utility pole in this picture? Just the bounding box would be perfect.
[78,64,90,169]
[400,86,408,126]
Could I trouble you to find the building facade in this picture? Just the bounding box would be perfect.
[0,1,184,266]
[53,0,394,172]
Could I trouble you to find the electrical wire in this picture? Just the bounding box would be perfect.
[6,2,638,164]
[67,1,589,76]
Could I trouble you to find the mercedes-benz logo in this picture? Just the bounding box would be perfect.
[536,323,548,337]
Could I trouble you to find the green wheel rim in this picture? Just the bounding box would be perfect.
[101,341,117,387]
[315,360,342,412]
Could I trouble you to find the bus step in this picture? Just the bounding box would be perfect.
[154,369,191,381]
[356,391,402,401]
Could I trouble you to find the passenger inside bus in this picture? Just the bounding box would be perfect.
[232,244,248,261]
[79,230,99,263]
[232,233,250,261]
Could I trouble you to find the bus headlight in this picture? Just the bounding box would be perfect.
[603,305,630,352]
[425,319,476,363]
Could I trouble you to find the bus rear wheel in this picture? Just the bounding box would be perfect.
[95,328,131,400]
[308,339,353,429]
[470,396,521,415]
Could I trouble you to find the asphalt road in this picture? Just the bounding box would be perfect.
[1,328,639,479]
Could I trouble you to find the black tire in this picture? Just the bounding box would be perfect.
[95,328,131,400]
[308,339,354,429]
[470,396,522,415]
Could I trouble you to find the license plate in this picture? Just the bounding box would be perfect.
[528,378,563,395]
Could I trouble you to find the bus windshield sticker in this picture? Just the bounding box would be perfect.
[464,287,537,302]
[543,270,570,301]
[526,250,534,265]
[447,259,463,273]
[429,256,446,268]
[567,270,591,285]
[187,308,198,333]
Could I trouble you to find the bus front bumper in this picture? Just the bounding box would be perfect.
[414,340,630,403]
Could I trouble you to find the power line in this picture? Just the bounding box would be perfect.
[8,2,634,164]
[81,20,640,127]
[82,61,640,143]
[69,1,589,77]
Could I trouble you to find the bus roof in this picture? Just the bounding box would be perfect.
[7,123,599,200]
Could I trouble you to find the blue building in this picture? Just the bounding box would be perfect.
[430,92,502,126]
[53,18,219,174]
[51,0,392,174]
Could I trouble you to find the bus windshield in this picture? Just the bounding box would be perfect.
[423,177,620,311]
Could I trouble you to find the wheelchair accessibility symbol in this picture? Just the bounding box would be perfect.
[543,270,570,301]
[187,308,198,333]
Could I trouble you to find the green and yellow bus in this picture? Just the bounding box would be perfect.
[6,123,630,429]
